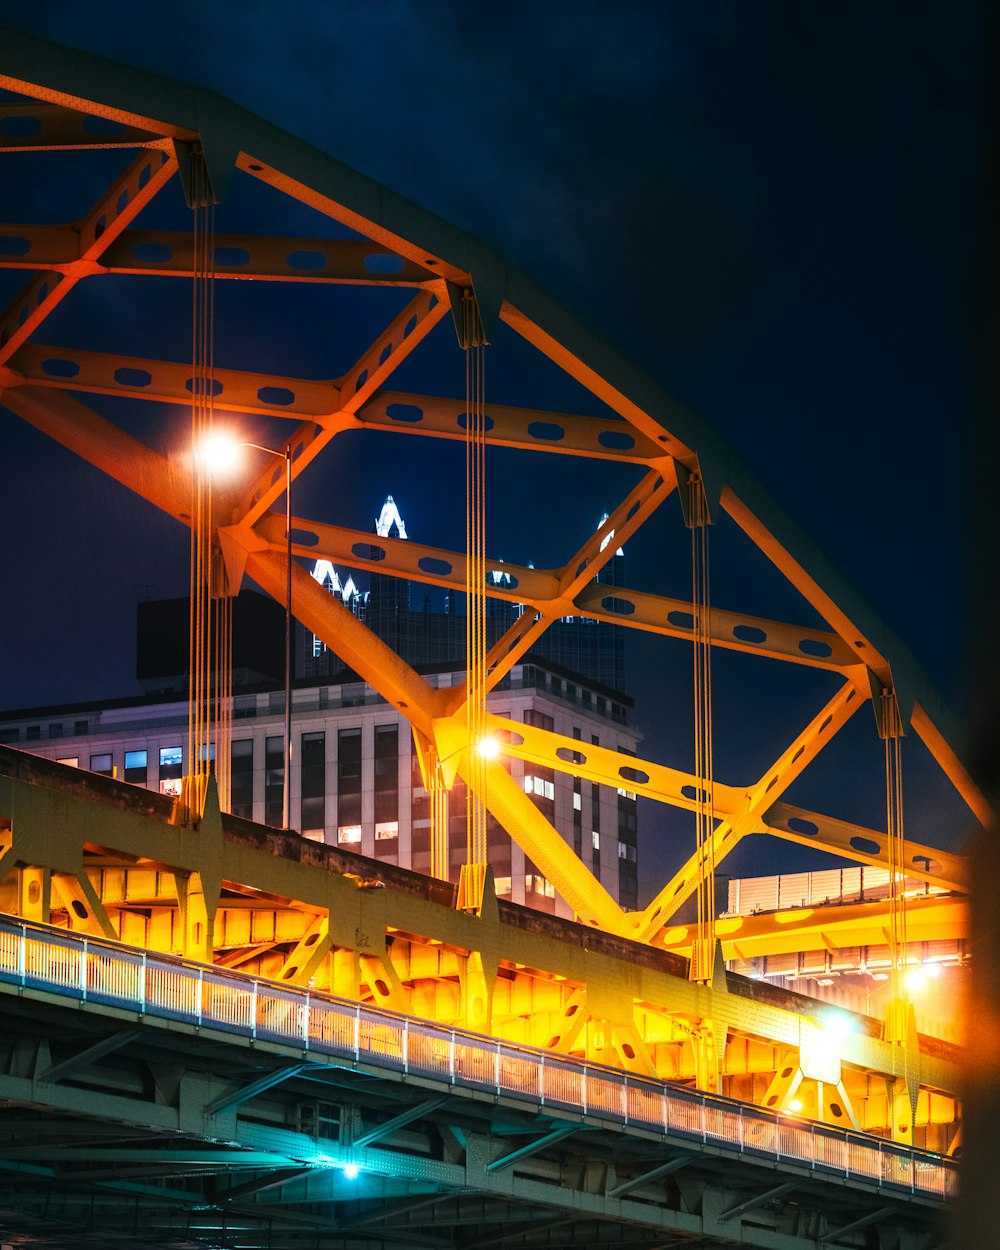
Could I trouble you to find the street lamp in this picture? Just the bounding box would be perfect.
[199,434,293,830]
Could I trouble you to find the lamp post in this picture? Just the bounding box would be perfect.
[199,435,293,829]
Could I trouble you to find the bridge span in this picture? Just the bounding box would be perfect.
[0,745,959,1248]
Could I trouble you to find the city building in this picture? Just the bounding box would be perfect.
[0,499,640,915]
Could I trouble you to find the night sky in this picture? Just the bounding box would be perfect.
[0,3,991,892]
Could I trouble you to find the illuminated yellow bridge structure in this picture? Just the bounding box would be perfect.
[0,27,984,1250]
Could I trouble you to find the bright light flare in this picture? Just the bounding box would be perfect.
[823,1013,854,1043]
[904,968,927,993]
[476,735,500,760]
[196,432,242,475]
[342,1163,360,1180]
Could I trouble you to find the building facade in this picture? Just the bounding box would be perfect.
[1,658,640,916]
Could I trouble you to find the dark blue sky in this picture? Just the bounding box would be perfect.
[0,3,990,886]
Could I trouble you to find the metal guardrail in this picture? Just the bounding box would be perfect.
[0,915,955,1200]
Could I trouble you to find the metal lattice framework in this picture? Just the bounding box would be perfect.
[0,29,985,936]
[0,29,984,1242]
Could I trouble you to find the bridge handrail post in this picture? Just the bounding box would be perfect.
[353,1004,360,1061]
[196,965,203,1029]
[402,1016,409,1074]
[539,1048,545,1106]
[448,1028,455,1084]
[140,949,146,1016]
[17,920,26,988]
[302,990,310,1052]
[494,1038,500,1096]
[79,938,87,1002]
[250,979,258,1041]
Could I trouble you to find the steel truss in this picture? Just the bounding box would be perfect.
[0,24,981,1203]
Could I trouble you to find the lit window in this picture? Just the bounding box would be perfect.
[592,830,600,850]
[90,752,113,777]
[494,876,512,896]
[338,825,362,845]
[159,745,183,780]
[523,775,555,801]
[124,749,148,785]
[160,778,183,797]
[375,822,399,840]
[525,873,556,898]
[56,756,79,768]
[573,792,582,811]
[616,787,636,800]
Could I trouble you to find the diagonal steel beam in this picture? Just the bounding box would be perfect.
[478,712,747,815]
[448,467,675,710]
[633,678,867,940]
[718,1180,800,1221]
[206,1064,307,1116]
[0,148,178,365]
[485,1123,583,1172]
[245,547,444,742]
[38,1029,142,1084]
[0,386,196,525]
[606,1154,694,1199]
[233,288,448,530]
[214,1165,315,1202]
[354,1096,450,1149]
[461,756,626,933]
[819,1204,901,1243]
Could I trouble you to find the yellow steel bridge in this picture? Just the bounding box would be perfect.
[0,27,984,1250]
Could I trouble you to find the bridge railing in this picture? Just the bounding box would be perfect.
[0,916,956,1200]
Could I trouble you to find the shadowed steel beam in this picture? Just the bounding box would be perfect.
[354,1096,450,1148]
[345,1193,451,1229]
[0,102,164,150]
[485,1124,583,1172]
[819,1204,901,1242]
[606,1154,694,1199]
[207,1064,306,1116]
[465,1217,571,1248]
[718,1180,801,1221]
[214,1166,315,1202]
[38,1029,141,1083]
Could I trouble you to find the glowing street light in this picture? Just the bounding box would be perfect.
[200,432,294,830]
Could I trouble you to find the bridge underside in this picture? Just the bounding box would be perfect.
[0,921,950,1250]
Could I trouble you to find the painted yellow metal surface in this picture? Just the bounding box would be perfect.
[0,749,964,1150]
